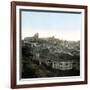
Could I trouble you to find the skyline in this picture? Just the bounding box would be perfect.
[21,10,82,41]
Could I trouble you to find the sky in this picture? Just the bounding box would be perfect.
[21,10,82,41]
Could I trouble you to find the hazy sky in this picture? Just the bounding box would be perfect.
[21,10,82,41]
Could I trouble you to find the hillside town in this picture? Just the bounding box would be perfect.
[21,33,80,78]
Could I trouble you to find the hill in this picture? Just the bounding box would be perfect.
[21,33,80,78]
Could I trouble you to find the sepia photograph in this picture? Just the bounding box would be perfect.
[21,9,81,79]
[11,1,87,89]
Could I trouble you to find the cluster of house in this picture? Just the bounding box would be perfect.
[33,53,80,71]
[23,33,80,71]
[45,59,79,70]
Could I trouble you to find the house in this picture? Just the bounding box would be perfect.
[44,59,80,71]
[51,60,73,70]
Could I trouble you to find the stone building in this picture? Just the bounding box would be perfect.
[52,60,73,70]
